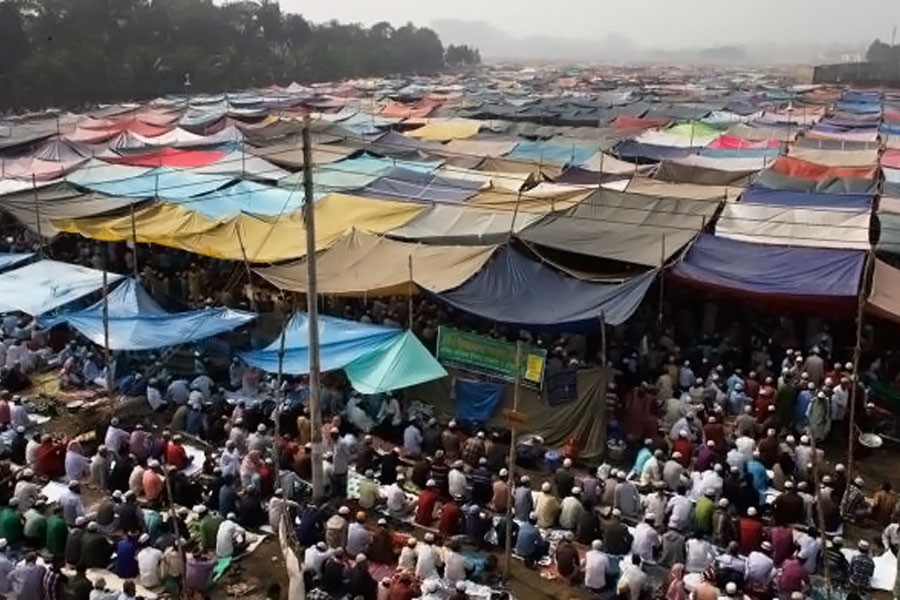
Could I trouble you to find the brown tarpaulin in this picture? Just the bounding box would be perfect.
[255,230,496,296]
[868,258,900,324]
[654,161,757,187]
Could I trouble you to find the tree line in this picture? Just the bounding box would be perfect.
[0,0,480,111]
[866,39,900,64]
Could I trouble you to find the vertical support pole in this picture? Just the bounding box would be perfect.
[302,115,325,501]
[504,341,522,578]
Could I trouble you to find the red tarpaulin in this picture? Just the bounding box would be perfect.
[707,135,781,150]
[610,115,670,130]
[106,148,227,168]
[768,155,877,180]
[883,149,900,170]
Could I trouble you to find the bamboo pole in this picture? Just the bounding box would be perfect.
[101,261,114,398]
[504,341,522,578]
[847,251,873,481]
[235,227,257,312]
[408,255,414,330]
[31,175,44,255]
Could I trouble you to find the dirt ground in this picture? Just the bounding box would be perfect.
[28,380,900,600]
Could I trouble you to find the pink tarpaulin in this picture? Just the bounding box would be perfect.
[105,148,228,168]
[707,136,781,150]
[883,150,900,170]
[0,157,87,181]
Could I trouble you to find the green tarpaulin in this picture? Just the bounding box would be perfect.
[345,331,448,394]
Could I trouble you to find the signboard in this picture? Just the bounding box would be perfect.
[436,326,547,386]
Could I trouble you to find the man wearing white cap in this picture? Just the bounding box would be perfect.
[535,482,560,529]
[13,470,39,511]
[559,487,584,530]
[303,541,331,576]
[663,454,684,491]
[614,471,641,519]
[415,532,442,580]
[136,532,163,588]
[679,360,695,391]
[849,540,875,590]
[631,513,660,564]
[584,539,610,593]
[841,476,871,521]
[0,539,10,595]
[215,512,247,558]
[746,541,775,586]
[325,506,350,550]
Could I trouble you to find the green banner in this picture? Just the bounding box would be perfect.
[436,326,547,386]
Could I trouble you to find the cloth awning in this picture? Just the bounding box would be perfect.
[741,187,872,210]
[240,314,446,393]
[517,188,720,267]
[255,230,496,296]
[868,258,900,324]
[669,234,865,301]
[613,141,693,163]
[352,167,483,203]
[388,203,543,244]
[43,278,255,350]
[786,146,879,167]
[436,246,657,327]
[626,178,743,201]
[752,169,877,195]
[654,161,757,187]
[0,260,124,316]
[0,253,34,272]
[768,156,877,180]
[715,203,871,250]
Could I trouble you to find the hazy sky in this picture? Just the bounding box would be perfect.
[286,0,900,48]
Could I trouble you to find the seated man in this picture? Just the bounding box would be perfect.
[515,513,549,568]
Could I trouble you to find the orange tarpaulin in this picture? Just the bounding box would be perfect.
[379,100,437,119]
[610,116,670,130]
[883,150,900,170]
[768,155,877,181]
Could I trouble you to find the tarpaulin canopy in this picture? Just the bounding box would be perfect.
[280,154,442,192]
[468,183,591,212]
[0,253,34,272]
[883,150,900,170]
[661,154,773,172]
[247,142,357,169]
[439,139,517,158]
[241,314,445,393]
[0,184,144,236]
[388,203,544,244]
[168,180,309,219]
[613,141,693,163]
[626,178,743,201]
[70,165,234,199]
[715,203,871,250]
[654,161,757,186]
[707,135,781,150]
[0,260,124,316]
[579,151,645,175]
[787,146,879,167]
[768,156,877,180]
[793,137,881,151]
[406,119,481,141]
[436,246,657,327]
[725,124,796,142]
[752,169,877,195]
[741,187,873,210]
[106,148,226,168]
[669,234,865,300]
[343,331,448,394]
[434,165,532,192]
[518,188,720,267]
[55,193,426,262]
[507,140,598,166]
[255,230,496,296]
[634,129,717,148]
[43,278,255,350]
[473,156,563,180]
[867,258,900,324]
[351,167,484,203]
[190,151,291,181]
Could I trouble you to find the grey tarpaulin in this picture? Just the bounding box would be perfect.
[534,368,610,461]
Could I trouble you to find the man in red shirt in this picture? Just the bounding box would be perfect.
[0,392,10,427]
[438,494,463,537]
[36,434,64,479]
[165,434,191,470]
[672,431,693,468]
[738,506,764,556]
[415,479,442,527]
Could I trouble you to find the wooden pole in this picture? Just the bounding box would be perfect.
[31,175,44,255]
[847,251,873,481]
[129,203,139,280]
[807,430,832,590]
[101,260,114,398]
[600,312,608,366]
[302,115,325,502]
[658,233,665,323]
[235,227,257,312]
[274,299,289,473]
[504,341,522,578]
[408,255,414,330]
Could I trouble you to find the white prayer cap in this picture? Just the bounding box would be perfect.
[784,481,794,489]
[572,487,582,495]
[817,391,826,399]
[807,382,815,390]
[426,479,436,487]
[726,583,737,594]
[845,362,853,371]
[541,482,551,492]
[611,508,622,517]
[707,440,715,447]
[138,533,150,543]
[836,463,845,472]
[563,458,573,468]
[718,498,729,508]
[356,554,367,563]
[747,507,757,516]
[477,431,485,439]
[424,532,435,542]
[193,505,207,514]
[672,452,682,459]
[859,540,870,551]
[854,476,864,486]
[743,405,752,414]
[679,430,688,438]
[824,377,833,387]
[761,541,772,551]
[786,435,796,444]
[767,428,775,436]
[592,540,603,550]
[499,468,508,477]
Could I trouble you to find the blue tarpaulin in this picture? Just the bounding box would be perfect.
[42,278,256,350]
[174,180,310,218]
[0,260,123,316]
[670,234,864,300]
[507,141,598,166]
[437,246,656,327]
[241,314,446,392]
[698,146,782,159]
[351,167,483,203]
[741,187,873,210]
[0,253,34,273]
[72,166,234,199]
[453,377,505,425]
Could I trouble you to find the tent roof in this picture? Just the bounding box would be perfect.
[255,230,496,296]
[436,246,656,327]
[715,202,871,250]
[670,234,864,300]
[0,260,124,316]
[752,169,876,195]
[518,188,720,267]
[786,146,879,167]
[868,258,900,324]
[344,331,448,394]
[740,187,872,210]
[388,203,543,244]
[43,278,255,350]
[352,167,483,203]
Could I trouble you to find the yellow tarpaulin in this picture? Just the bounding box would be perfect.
[255,230,496,296]
[476,156,564,180]
[55,194,426,263]
[406,119,481,142]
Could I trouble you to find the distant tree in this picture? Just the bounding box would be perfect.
[866,39,900,63]
[0,0,471,110]
[445,44,481,66]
